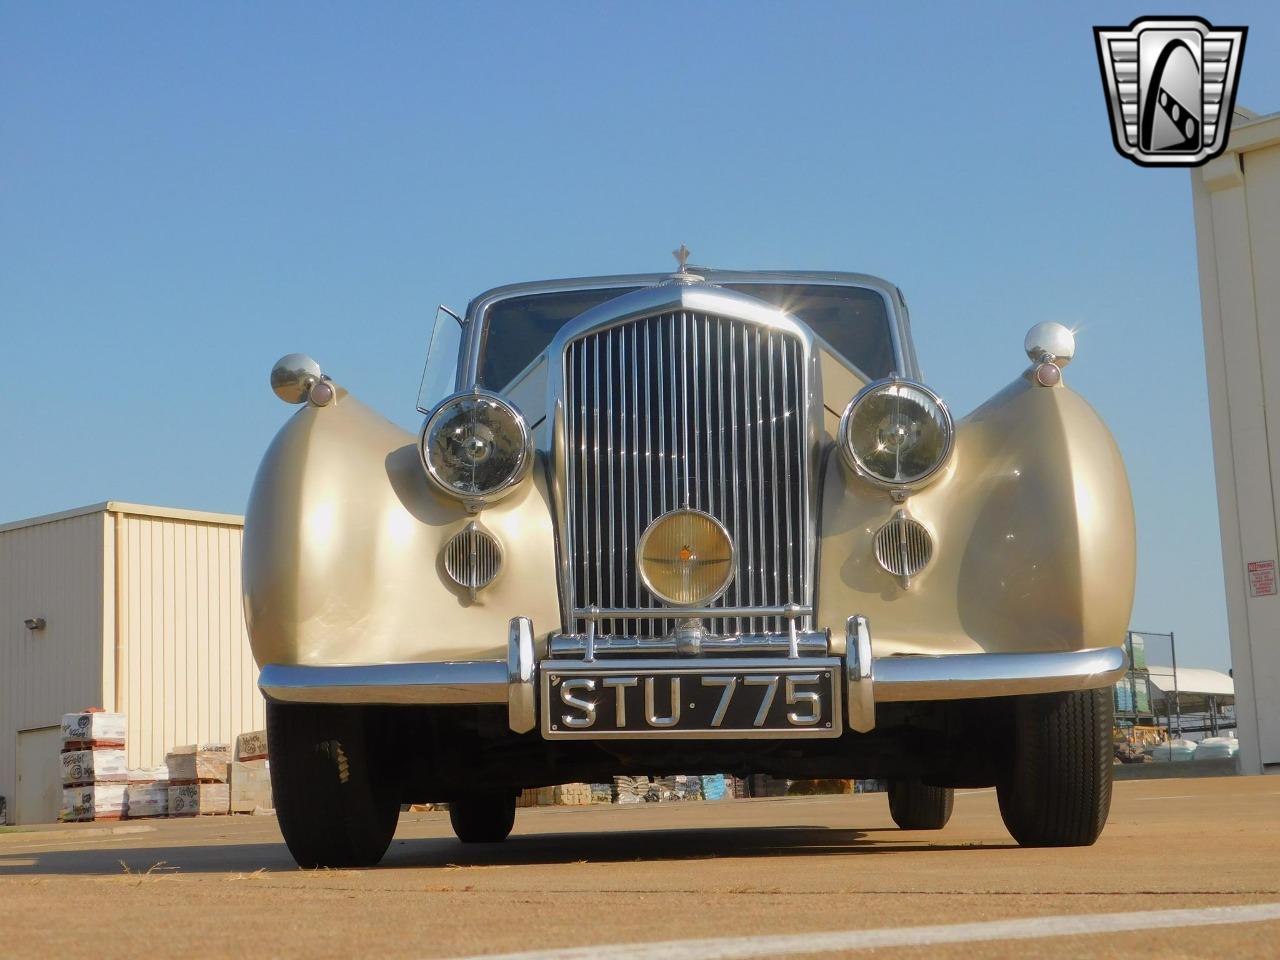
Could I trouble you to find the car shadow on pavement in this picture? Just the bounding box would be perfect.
[385,825,1019,870]
[0,823,1015,876]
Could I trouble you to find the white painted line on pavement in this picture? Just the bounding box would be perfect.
[448,902,1280,960]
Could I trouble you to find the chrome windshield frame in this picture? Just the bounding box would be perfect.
[458,269,916,396]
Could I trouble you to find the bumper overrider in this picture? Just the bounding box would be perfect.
[258,615,1127,735]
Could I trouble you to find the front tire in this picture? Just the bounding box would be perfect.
[887,779,954,830]
[266,701,401,868]
[997,688,1114,847]
[449,793,517,843]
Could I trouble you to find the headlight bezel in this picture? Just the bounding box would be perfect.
[418,390,534,507]
[837,378,955,491]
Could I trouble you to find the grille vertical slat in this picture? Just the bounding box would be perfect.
[565,310,807,636]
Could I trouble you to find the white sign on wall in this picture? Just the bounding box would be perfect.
[1248,559,1277,598]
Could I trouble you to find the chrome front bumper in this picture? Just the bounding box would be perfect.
[258,616,1127,735]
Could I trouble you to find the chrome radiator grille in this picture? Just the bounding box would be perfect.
[563,310,808,636]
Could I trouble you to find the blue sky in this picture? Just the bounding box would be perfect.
[3,2,1277,669]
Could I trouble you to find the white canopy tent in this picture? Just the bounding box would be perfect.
[1147,665,1236,736]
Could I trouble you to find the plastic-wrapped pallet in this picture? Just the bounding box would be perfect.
[59,709,129,822]
[166,743,232,783]
[645,777,675,802]
[1152,739,1198,762]
[60,784,126,822]
[589,783,614,804]
[701,774,729,801]
[554,782,592,806]
[682,775,703,800]
[125,766,170,819]
[1195,736,1240,761]
[61,748,128,787]
[169,782,230,816]
[61,711,126,749]
[230,760,272,813]
[613,775,649,804]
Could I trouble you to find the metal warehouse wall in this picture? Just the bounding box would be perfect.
[1193,107,1280,775]
[0,510,111,822]
[1,503,266,822]
[113,510,266,771]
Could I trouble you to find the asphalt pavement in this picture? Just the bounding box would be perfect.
[1,776,1277,959]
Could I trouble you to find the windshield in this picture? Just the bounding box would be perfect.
[474,282,897,389]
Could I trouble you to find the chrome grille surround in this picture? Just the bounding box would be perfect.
[442,521,503,596]
[546,284,820,638]
[874,510,933,585]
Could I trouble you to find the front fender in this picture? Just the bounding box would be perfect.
[243,386,560,667]
[817,372,1136,657]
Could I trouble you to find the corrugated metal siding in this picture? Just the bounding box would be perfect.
[0,513,109,819]
[116,513,265,770]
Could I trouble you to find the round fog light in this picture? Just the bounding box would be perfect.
[637,510,735,606]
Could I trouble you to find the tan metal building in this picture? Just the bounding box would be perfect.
[0,502,264,824]
[1192,106,1280,775]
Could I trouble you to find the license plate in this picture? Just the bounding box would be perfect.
[540,658,843,739]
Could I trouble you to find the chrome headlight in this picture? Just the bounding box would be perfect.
[838,379,954,489]
[419,391,533,505]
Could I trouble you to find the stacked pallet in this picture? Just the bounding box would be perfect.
[59,710,128,822]
[166,743,231,816]
[516,786,556,808]
[700,774,729,801]
[125,766,170,819]
[230,730,272,814]
[553,782,593,806]
[589,783,614,804]
[612,775,649,804]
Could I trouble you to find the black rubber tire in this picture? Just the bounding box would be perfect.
[887,779,954,830]
[997,688,1114,848]
[266,701,401,868]
[449,793,516,843]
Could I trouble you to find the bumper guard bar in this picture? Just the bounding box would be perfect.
[258,615,1127,735]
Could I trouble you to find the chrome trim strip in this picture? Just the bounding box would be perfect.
[846,615,875,732]
[873,646,1128,703]
[575,604,812,620]
[462,270,915,388]
[540,656,844,740]
[258,662,507,706]
[549,631,830,659]
[507,617,537,733]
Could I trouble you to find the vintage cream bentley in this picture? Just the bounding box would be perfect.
[245,259,1135,866]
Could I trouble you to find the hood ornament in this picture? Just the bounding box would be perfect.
[664,243,704,285]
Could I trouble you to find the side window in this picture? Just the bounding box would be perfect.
[416,307,464,414]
